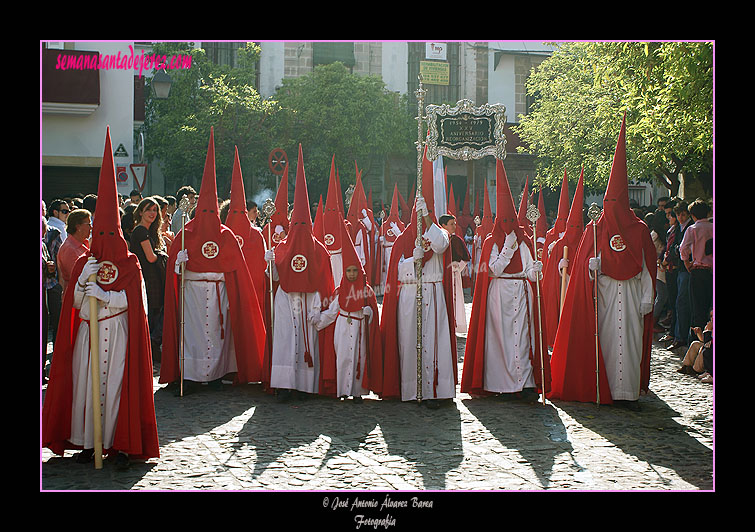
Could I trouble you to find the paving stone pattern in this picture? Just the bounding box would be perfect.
[41,302,713,492]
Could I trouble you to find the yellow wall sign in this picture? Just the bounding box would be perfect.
[420,60,449,85]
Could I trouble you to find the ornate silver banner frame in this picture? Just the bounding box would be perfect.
[425,99,507,161]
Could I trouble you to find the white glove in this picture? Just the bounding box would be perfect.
[548,240,556,255]
[307,309,321,325]
[274,225,284,236]
[390,222,401,236]
[413,246,424,262]
[361,209,368,218]
[78,257,100,285]
[640,303,653,315]
[504,231,517,250]
[416,197,428,217]
[84,280,110,304]
[174,249,189,274]
[264,249,275,262]
[379,235,385,243]
[532,261,543,273]
[588,257,601,272]
[362,306,373,323]
[558,258,569,272]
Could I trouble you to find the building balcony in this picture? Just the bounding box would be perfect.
[41,48,100,115]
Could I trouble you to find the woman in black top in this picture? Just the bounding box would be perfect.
[130,196,168,360]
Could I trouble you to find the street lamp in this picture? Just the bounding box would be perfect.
[152,68,172,99]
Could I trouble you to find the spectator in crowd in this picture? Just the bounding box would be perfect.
[680,198,713,334]
[170,185,197,234]
[666,201,693,351]
[129,197,169,361]
[82,194,97,217]
[120,203,137,243]
[247,200,259,226]
[152,195,175,250]
[128,188,143,206]
[47,199,70,242]
[56,209,91,294]
[677,310,713,383]
[44,202,65,348]
[646,212,668,333]
[165,195,177,220]
[658,200,678,339]
[42,215,56,383]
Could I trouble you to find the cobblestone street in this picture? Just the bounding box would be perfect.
[41,298,714,496]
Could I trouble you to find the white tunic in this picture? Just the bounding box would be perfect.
[69,279,147,450]
[182,270,237,383]
[593,251,654,400]
[450,260,467,334]
[312,297,371,398]
[483,242,540,393]
[328,250,343,287]
[396,223,455,401]
[269,263,323,393]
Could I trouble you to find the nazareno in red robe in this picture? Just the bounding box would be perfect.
[42,126,159,460]
[160,128,265,386]
[460,157,550,397]
[547,115,656,404]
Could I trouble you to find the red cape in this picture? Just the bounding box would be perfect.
[42,253,160,460]
[379,222,457,400]
[460,234,551,396]
[547,220,656,404]
[159,224,266,385]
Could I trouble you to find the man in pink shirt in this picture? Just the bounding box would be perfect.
[57,209,91,293]
[680,198,713,332]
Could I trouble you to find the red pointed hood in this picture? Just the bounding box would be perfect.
[271,162,290,230]
[536,186,547,240]
[555,169,570,233]
[275,145,330,295]
[476,181,494,239]
[313,195,325,243]
[381,184,405,243]
[338,218,366,312]
[397,188,411,225]
[492,158,525,243]
[447,185,458,217]
[322,155,343,252]
[564,167,585,242]
[90,126,130,266]
[517,176,532,237]
[225,146,251,235]
[597,113,647,279]
[89,126,140,292]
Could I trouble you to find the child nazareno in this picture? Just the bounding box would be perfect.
[310,219,383,402]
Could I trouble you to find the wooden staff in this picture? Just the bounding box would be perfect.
[559,246,568,316]
[526,204,546,406]
[587,203,602,406]
[87,266,104,469]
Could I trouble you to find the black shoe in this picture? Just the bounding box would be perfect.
[614,400,641,412]
[276,389,292,403]
[351,395,363,404]
[425,399,441,410]
[207,379,223,390]
[76,449,94,464]
[114,452,130,471]
[518,388,540,403]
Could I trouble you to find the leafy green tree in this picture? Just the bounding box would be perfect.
[513,41,713,198]
[270,62,416,202]
[144,42,280,197]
